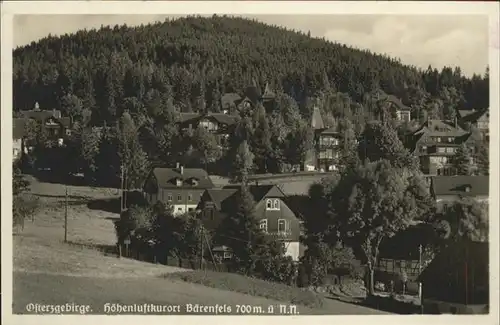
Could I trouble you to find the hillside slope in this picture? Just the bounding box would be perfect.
[13,15,488,126]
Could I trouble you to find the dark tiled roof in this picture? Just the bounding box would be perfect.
[311,106,325,130]
[152,167,214,189]
[221,93,242,109]
[209,113,238,125]
[222,184,285,201]
[20,109,62,121]
[431,176,489,197]
[13,118,27,139]
[178,113,238,126]
[459,109,489,124]
[205,189,239,210]
[411,120,468,138]
[179,113,200,124]
[320,127,340,135]
[378,94,410,111]
[59,117,71,128]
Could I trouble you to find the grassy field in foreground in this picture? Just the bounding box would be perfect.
[12,179,388,315]
[165,270,324,309]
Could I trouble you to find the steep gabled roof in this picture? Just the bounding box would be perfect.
[205,188,238,210]
[311,106,325,130]
[222,184,285,201]
[412,119,468,137]
[459,109,489,124]
[379,94,411,111]
[262,83,275,101]
[430,176,489,198]
[151,167,214,189]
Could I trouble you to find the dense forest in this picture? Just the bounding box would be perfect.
[13,15,489,127]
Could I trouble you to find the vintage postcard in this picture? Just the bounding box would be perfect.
[1,1,499,325]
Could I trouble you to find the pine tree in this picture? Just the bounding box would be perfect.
[231,140,254,184]
[452,143,473,176]
[251,105,273,173]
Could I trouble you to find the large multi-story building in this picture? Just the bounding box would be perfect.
[142,164,214,216]
[406,119,476,175]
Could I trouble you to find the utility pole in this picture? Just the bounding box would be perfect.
[64,185,68,243]
[200,225,204,270]
[120,163,125,212]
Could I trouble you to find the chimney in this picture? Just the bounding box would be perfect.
[34,102,40,111]
[176,162,180,169]
[454,116,458,128]
[180,166,184,175]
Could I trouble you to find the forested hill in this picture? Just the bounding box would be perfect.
[13,15,489,127]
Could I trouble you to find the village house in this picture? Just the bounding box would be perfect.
[197,184,304,261]
[178,111,239,148]
[429,175,489,209]
[142,164,214,216]
[457,108,489,141]
[13,102,72,157]
[235,83,276,115]
[405,119,476,175]
[374,93,412,123]
[418,240,489,314]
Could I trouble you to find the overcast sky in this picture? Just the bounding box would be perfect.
[13,14,489,77]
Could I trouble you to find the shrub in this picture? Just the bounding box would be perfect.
[165,270,324,309]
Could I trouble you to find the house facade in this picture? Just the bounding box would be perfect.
[197,185,303,261]
[143,165,214,216]
[315,128,342,172]
[406,119,476,175]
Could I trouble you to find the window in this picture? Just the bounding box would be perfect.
[446,148,455,153]
[167,194,173,202]
[223,252,232,259]
[259,219,268,232]
[266,199,273,210]
[177,194,182,202]
[266,199,280,211]
[176,179,183,186]
[188,208,194,212]
[278,219,288,233]
[448,137,453,143]
[188,194,193,202]
[437,137,441,143]
[273,199,280,210]
[177,207,182,211]
[437,147,446,153]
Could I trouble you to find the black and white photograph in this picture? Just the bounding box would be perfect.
[1,1,499,323]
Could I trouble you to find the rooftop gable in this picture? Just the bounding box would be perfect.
[151,167,214,189]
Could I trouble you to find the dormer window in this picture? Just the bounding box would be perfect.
[465,186,471,193]
[176,178,183,187]
[189,178,199,186]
